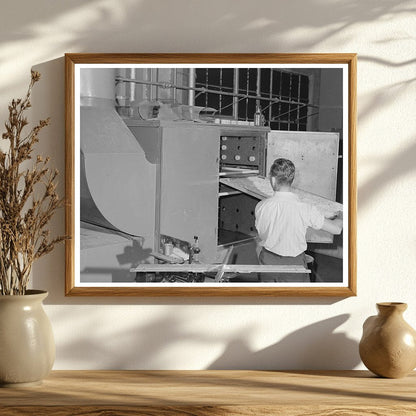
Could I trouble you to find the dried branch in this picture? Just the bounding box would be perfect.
[0,71,66,295]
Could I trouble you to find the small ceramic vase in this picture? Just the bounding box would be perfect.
[359,302,416,378]
[0,290,55,387]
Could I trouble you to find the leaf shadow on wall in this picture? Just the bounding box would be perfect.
[356,54,416,210]
[0,0,415,97]
[53,309,219,369]
[52,308,359,370]
[358,139,416,210]
[207,314,360,370]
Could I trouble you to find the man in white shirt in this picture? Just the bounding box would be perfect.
[255,158,343,282]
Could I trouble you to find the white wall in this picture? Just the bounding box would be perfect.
[1,0,415,370]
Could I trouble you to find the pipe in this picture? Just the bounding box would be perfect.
[233,69,239,120]
[80,68,116,104]
[188,68,195,106]
[256,68,261,110]
[173,68,177,102]
[115,76,315,107]
[129,68,136,104]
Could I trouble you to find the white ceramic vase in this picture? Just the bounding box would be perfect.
[0,290,55,387]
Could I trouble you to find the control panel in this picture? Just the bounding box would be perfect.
[219,135,266,174]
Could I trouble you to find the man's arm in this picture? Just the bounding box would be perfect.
[320,211,343,235]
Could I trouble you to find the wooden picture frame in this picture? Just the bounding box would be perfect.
[65,53,356,296]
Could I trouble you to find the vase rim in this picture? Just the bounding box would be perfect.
[377,302,407,311]
[0,290,48,300]
[24,290,48,296]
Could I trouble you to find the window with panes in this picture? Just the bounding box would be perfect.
[195,68,310,131]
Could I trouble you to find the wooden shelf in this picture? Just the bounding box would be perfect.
[1,370,415,415]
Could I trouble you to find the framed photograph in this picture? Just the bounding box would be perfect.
[65,53,356,296]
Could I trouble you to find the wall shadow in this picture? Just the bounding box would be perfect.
[53,310,359,371]
[207,314,360,370]
[0,0,414,97]
[53,308,217,369]
[0,0,414,57]
[357,78,415,129]
[359,138,416,209]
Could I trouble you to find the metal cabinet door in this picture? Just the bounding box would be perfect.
[267,131,339,200]
[159,124,220,262]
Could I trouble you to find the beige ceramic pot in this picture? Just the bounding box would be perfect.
[359,302,416,378]
[0,290,55,387]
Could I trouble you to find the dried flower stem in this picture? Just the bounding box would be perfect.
[0,71,66,295]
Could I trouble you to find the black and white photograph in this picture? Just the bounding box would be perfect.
[65,54,356,296]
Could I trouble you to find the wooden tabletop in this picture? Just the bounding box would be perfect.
[1,370,415,415]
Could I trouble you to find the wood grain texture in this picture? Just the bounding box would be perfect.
[348,54,358,297]
[3,405,416,416]
[0,370,414,416]
[65,286,356,297]
[65,54,76,296]
[64,53,357,297]
[65,53,358,64]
